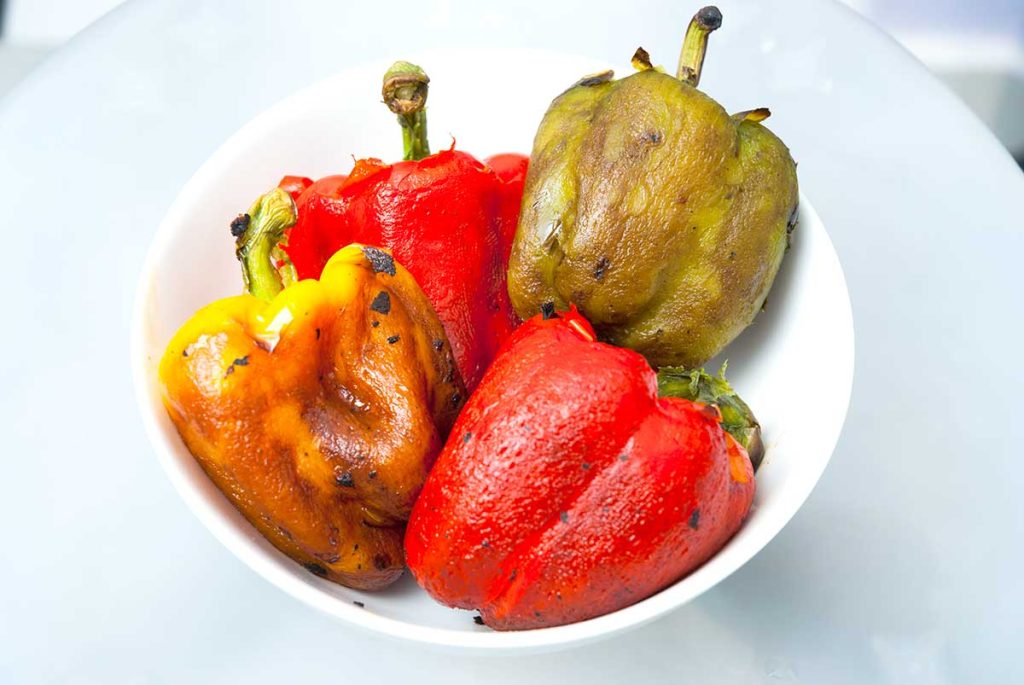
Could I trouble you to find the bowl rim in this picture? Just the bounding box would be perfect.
[130,52,855,652]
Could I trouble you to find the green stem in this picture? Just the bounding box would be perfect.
[382,61,431,161]
[657,364,765,471]
[676,6,722,87]
[233,187,298,301]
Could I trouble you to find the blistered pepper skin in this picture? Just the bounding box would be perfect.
[284,150,526,391]
[404,309,754,629]
[160,245,465,590]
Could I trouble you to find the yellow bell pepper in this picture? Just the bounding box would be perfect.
[160,188,465,589]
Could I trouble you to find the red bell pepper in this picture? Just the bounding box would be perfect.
[405,305,755,630]
[280,62,528,391]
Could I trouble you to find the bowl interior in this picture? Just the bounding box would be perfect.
[131,48,853,651]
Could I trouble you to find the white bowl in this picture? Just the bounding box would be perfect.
[131,48,853,652]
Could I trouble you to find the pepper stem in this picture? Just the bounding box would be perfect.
[657,364,764,471]
[234,187,298,301]
[676,6,722,87]
[382,61,430,161]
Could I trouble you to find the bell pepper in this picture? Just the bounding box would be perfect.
[281,61,528,391]
[405,305,755,629]
[507,7,798,369]
[161,188,465,590]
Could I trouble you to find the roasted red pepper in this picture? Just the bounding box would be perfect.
[405,306,755,629]
[281,62,527,391]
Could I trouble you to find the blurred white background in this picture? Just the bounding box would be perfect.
[2,0,1022,160]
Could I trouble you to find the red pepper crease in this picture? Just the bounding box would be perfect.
[404,307,755,630]
[278,62,528,391]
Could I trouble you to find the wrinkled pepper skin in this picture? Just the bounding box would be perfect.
[405,307,754,629]
[283,149,527,392]
[160,244,465,590]
[507,59,798,369]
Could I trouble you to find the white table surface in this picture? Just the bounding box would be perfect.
[1,0,1021,682]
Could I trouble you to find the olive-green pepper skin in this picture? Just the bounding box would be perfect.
[508,68,798,368]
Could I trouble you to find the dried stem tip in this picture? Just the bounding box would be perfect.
[696,5,722,31]
[382,61,430,116]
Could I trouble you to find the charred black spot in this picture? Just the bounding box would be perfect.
[697,5,723,30]
[387,335,400,344]
[362,246,396,276]
[336,472,355,488]
[229,213,250,237]
[315,328,321,340]
[509,569,518,581]
[534,611,542,618]
[560,511,569,523]
[594,256,610,281]
[370,291,391,315]
[233,356,249,367]
[432,339,444,351]
[371,320,380,328]
[582,462,591,470]
[481,539,490,548]
[451,392,461,407]
[373,554,391,571]
[632,46,653,70]
[646,130,663,145]
[540,301,556,320]
[689,508,701,530]
[618,453,629,461]
[729,250,736,260]
[473,615,485,625]
[182,348,189,357]
[463,432,472,444]
[354,543,360,551]
[303,562,329,578]
[368,470,377,480]
[353,600,365,608]
[575,70,614,87]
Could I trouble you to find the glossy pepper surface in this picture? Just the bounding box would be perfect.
[404,306,755,629]
[161,208,465,589]
[282,62,527,391]
[507,7,798,369]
